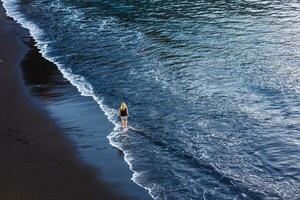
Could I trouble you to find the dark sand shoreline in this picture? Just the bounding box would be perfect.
[0,2,132,199]
[17,13,151,200]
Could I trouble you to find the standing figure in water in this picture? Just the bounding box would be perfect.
[119,102,129,128]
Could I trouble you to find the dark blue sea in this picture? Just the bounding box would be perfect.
[4,0,300,199]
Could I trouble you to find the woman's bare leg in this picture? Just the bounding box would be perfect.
[124,120,128,128]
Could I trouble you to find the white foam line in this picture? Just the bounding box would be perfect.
[107,131,156,200]
[2,1,156,199]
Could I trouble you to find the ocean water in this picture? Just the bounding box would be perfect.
[3,0,300,199]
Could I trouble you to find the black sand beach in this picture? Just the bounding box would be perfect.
[2,0,299,199]
[0,2,132,199]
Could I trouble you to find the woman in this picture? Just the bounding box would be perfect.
[119,102,129,128]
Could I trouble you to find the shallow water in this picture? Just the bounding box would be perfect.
[4,0,300,199]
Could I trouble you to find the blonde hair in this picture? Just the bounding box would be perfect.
[120,102,127,111]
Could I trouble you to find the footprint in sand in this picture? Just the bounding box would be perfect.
[9,129,30,144]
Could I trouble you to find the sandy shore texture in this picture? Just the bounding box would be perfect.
[0,2,131,200]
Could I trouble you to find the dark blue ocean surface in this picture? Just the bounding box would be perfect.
[4,0,300,199]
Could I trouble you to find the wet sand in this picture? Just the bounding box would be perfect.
[0,2,131,200]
